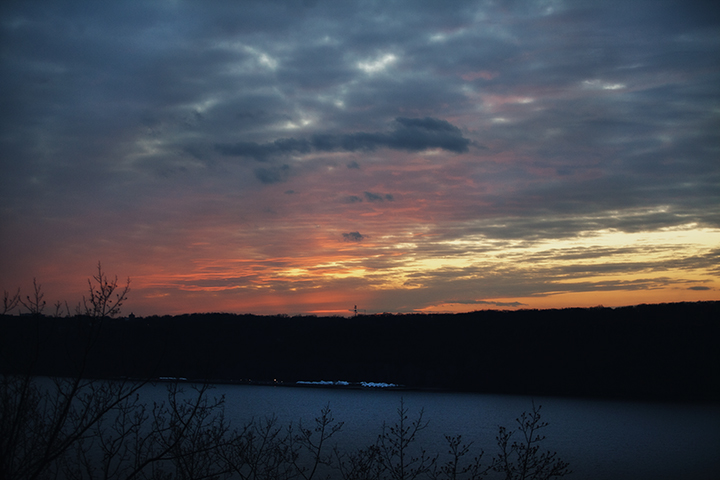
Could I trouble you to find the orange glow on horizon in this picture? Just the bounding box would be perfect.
[3,204,718,317]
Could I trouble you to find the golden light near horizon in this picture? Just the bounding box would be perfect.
[92,219,718,316]
[1,1,718,316]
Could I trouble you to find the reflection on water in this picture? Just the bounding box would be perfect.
[179,383,719,480]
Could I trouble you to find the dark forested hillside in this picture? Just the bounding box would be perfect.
[1,302,718,402]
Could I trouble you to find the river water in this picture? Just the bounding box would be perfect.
[177,383,720,480]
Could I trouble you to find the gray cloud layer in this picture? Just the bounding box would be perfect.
[1,0,718,312]
[216,117,471,161]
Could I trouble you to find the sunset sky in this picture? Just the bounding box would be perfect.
[1,0,719,316]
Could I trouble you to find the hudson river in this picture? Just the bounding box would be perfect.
[149,382,720,479]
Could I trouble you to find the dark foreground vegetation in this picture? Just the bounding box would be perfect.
[2,374,570,480]
[0,267,574,479]
[0,265,716,479]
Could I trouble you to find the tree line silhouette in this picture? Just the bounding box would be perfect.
[1,264,717,478]
[2,295,718,401]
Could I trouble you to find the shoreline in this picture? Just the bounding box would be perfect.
[145,376,720,404]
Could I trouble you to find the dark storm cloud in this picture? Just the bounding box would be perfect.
[254,165,290,184]
[363,192,394,202]
[363,192,383,202]
[215,117,471,162]
[342,232,365,242]
[215,138,312,161]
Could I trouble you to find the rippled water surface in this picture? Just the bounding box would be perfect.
[173,384,720,480]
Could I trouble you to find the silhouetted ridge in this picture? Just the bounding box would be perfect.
[1,302,718,402]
